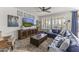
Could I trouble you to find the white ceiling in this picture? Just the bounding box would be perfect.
[17,7,75,16]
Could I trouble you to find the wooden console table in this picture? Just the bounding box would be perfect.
[18,28,38,40]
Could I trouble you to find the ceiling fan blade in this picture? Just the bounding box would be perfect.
[45,7,51,10]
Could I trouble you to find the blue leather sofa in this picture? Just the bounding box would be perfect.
[48,30,79,52]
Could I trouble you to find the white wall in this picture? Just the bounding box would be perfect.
[0,8,20,39]
[0,7,37,40]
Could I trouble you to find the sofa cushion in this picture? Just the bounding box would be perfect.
[55,35,63,41]
[48,35,63,48]
[67,32,78,46]
[70,36,78,45]
[54,35,65,47]
[67,45,79,52]
[48,35,70,52]
[59,37,70,51]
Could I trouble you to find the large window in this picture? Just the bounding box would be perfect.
[51,17,66,29]
[41,17,51,29]
[41,17,67,30]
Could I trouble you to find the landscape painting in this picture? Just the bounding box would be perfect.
[22,17,34,27]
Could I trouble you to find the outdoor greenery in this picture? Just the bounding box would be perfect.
[22,22,33,27]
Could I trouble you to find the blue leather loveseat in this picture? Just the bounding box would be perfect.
[47,29,61,39]
[37,29,61,39]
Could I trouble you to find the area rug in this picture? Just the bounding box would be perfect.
[13,37,53,52]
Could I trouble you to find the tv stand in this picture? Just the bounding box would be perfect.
[18,28,38,40]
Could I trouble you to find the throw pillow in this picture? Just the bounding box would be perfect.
[55,35,65,48]
[49,29,52,33]
[56,39,65,48]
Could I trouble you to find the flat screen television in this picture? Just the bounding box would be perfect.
[22,17,34,27]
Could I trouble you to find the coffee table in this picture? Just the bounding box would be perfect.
[30,33,47,47]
